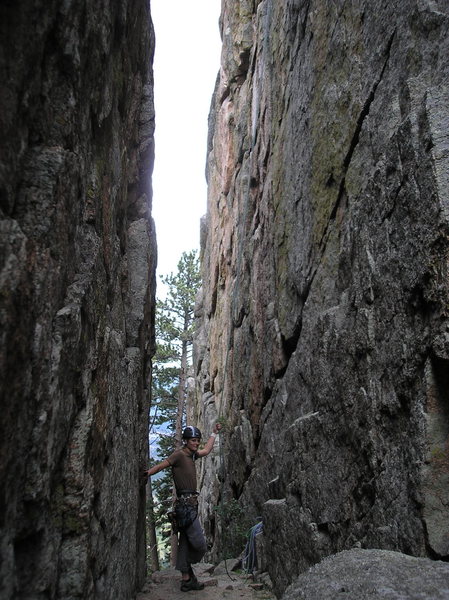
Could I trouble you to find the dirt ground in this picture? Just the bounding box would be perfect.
[136,562,276,600]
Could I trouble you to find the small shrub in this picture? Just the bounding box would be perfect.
[214,498,252,559]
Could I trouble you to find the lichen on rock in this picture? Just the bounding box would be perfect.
[195,0,449,597]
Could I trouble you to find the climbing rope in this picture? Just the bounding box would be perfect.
[242,520,263,574]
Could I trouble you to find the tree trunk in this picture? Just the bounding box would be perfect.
[175,337,188,447]
[171,337,188,565]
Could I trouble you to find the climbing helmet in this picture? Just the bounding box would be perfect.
[182,426,202,440]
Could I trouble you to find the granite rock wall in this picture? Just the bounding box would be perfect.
[282,548,449,600]
[0,1,155,598]
[195,0,449,597]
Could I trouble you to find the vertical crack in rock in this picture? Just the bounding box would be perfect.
[323,29,397,241]
[288,29,399,365]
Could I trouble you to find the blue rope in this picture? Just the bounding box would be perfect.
[242,520,263,573]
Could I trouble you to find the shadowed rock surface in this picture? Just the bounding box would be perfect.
[0,1,155,598]
[282,549,449,600]
[194,0,449,597]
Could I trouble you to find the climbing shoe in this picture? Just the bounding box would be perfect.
[180,577,205,592]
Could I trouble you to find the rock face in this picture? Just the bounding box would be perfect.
[195,0,449,597]
[0,2,155,598]
[282,548,449,600]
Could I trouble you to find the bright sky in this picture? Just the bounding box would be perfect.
[150,0,222,284]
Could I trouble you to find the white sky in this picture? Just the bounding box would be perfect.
[150,0,222,284]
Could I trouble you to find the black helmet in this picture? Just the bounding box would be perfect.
[182,426,202,440]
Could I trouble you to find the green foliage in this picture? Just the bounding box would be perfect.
[150,250,201,424]
[150,250,201,425]
[216,416,230,432]
[158,249,201,350]
[214,498,252,559]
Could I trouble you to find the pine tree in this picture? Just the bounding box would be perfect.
[158,250,201,443]
[147,250,201,567]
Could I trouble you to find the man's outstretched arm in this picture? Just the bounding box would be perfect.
[145,459,170,477]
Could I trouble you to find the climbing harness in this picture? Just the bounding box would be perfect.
[174,493,199,531]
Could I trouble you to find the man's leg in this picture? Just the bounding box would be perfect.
[176,518,207,591]
[185,517,207,565]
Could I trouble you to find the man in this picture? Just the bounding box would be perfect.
[146,423,221,592]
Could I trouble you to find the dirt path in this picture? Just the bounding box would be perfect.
[137,562,275,600]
